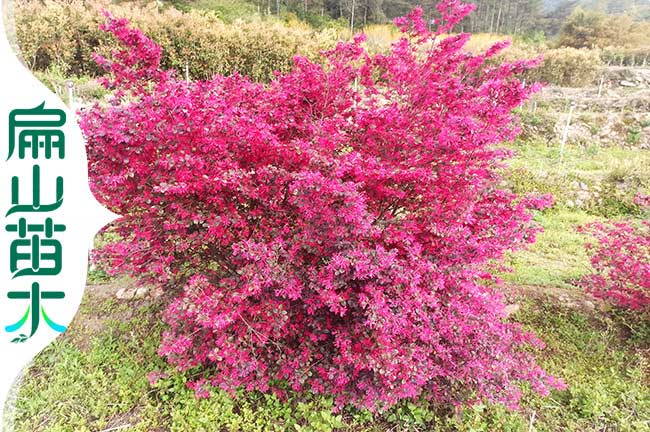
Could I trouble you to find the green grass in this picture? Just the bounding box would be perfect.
[513,300,650,432]
[501,208,599,288]
[508,139,650,190]
[10,293,649,431]
[11,301,166,432]
[498,137,650,287]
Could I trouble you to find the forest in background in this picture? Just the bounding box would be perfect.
[168,0,650,35]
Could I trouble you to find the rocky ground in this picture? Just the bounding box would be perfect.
[525,67,650,150]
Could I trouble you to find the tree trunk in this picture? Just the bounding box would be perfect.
[495,4,502,34]
[363,0,368,27]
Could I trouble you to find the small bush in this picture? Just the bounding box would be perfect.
[585,167,650,218]
[506,167,569,206]
[579,217,650,312]
[528,48,602,87]
[485,43,602,87]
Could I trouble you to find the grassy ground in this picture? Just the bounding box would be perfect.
[501,136,650,289]
[7,132,650,431]
[9,283,649,431]
[502,208,596,288]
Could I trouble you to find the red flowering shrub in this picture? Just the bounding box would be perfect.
[579,196,650,311]
[81,1,564,410]
[634,192,650,209]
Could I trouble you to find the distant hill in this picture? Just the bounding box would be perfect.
[543,0,650,17]
[543,0,566,12]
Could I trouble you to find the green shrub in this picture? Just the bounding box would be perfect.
[527,47,602,87]
[485,42,602,87]
[14,0,340,82]
[601,46,650,67]
[14,1,601,88]
[586,166,650,217]
[507,167,570,204]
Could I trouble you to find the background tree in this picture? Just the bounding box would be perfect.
[557,7,650,48]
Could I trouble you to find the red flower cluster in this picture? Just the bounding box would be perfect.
[579,219,650,311]
[81,1,563,410]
